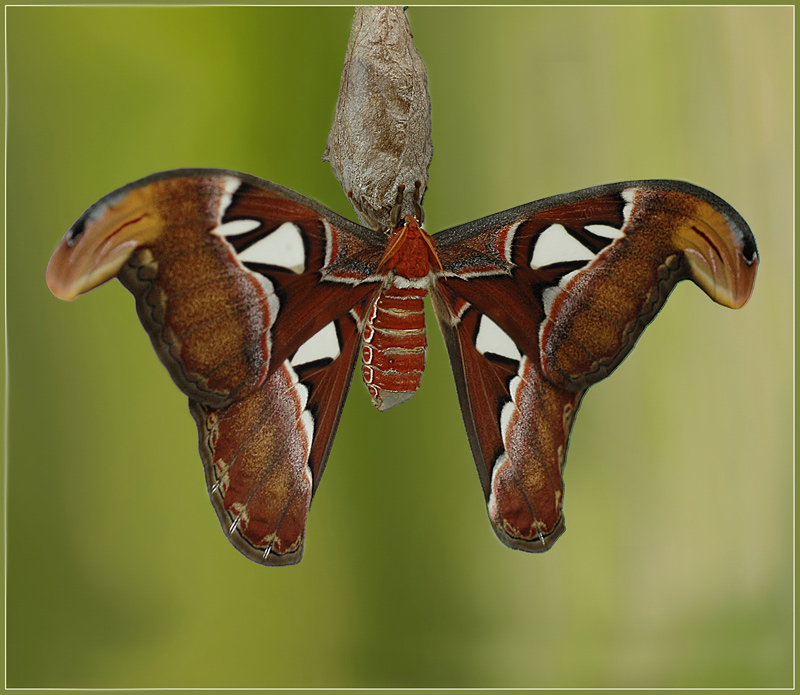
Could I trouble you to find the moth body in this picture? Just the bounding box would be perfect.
[361,215,441,411]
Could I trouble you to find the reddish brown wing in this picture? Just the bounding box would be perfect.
[190,310,367,565]
[431,180,758,552]
[430,287,581,551]
[46,169,386,565]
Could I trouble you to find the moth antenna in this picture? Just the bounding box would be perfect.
[389,184,407,230]
[412,180,424,223]
[377,222,409,273]
[419,224,445,277]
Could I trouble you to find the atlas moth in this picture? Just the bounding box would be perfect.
[47,170,757,565]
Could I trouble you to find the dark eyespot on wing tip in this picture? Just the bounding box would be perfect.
[716,203,758,263]
[64,181,134,246]
[693,184,757,257]
[66,212,88,246]
[740,232,758,265]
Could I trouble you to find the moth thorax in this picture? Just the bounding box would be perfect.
[361,286,428,411]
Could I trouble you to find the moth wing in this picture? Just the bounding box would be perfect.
[432,180,757,550]
[47,169,387,564]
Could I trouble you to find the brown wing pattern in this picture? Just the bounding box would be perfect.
[47,172,758,563]
[46,169,384,565]
[191,310,366,565]
[432,180,757,552]
[431,287,581,551]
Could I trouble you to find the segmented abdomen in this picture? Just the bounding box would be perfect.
[361,287,428,411]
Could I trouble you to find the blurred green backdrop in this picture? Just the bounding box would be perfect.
[5,6,792,689]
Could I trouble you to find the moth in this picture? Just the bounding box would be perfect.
[47,169,758,565]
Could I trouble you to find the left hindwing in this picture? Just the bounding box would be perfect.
[190,308,366,565]
[431,180,758,551]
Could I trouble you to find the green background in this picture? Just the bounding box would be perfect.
[5,5,793,689]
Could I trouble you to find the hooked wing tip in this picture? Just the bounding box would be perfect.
[637,183,759,310]
[45,176,177,301]
[680,214,759,309]
[46,230,139,300]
